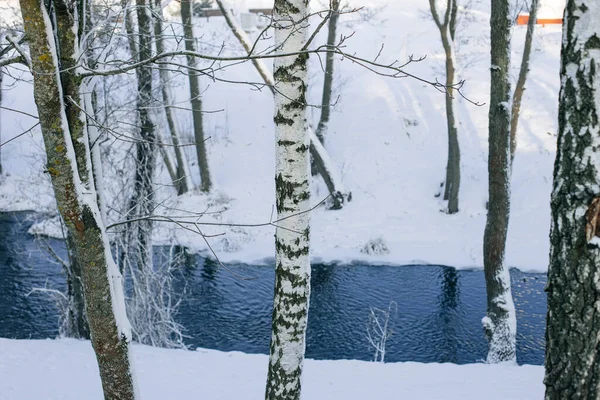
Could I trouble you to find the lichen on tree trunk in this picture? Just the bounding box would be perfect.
[544,1,600,398]
[19,0,136,397]
[265,0,311,399]
[483,0,517,364]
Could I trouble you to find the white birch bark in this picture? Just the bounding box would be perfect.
[216,0,348,208]
[545,1,600,397]
[265,0,311,398]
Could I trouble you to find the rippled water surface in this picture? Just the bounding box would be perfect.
[0,212,546,364]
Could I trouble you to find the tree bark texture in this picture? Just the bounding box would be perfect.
[181,0,212,193]
[545,1,600,398]
[65,232,90,339]
[482,0,517,364]
[19,0,136,397]
[429,0,460,214]
[510,0,538,167]
[265,0,311,399]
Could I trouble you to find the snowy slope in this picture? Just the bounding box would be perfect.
[0,338,543,400]
[0,0,566,271]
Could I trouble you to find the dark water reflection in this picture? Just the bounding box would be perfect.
[0,212,546,365]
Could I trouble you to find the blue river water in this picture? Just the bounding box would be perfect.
[0,212,546,364]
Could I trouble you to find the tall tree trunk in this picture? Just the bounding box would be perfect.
[20,0,136,397]
[123,0,157,275]
[429,0,460,214]
[482,0,516,364]
[55,0,94,340]
[121,0,181,194]
[544,1,600,397]
[510,0,538,167]
[311,0,340,181]
[314,0,340,145]
[265,0,311,398]
[215,0,349,210]
[153,0,192,195]
[122,0,158,344]
[441,33,460,214]
[181,0,212,193]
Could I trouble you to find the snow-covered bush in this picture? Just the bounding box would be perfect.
[360,237,390,255]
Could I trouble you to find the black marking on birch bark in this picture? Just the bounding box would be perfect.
[274,0,300,15]
[275,239,309,259]
[275,173,309,210]
[278,140,296,146]
[585,34,600,50]
[274,111,294,126]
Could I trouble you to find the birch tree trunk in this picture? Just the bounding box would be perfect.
[181,0,212,193]
[482,0,517,364]
[153,0,192,195]
[215,0,349,209]
[429,0,460,214]
[19,0,136,397]
[510,0,538,167]
[265,0,311,398]
[544,1,600,397]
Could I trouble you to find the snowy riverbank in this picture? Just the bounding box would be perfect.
[0,338,543,399]
[0,0,565,272]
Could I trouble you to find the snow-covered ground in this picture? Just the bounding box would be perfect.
[0,338,543,399]
[0,0,566,272]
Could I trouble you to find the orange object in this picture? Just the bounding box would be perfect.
[516,14,563,25]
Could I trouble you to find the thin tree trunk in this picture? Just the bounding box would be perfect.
[544,1,600,397]
[20,0,136,397]
[441,33,460,214]
[429,0,460,214]
[510,0,538,167]
[315,0,340,145]
[153,0,192,195]
[482,0,516,364]
[81,0,108,222]
[55,0,95,340]
[265,0,311,398]
[215,0,348,209]
[129,0,157,275]
[181,0,212,193]
[121,0,181,193]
